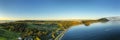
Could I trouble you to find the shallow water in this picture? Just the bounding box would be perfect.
[61,21,120,40]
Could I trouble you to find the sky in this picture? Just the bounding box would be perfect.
[0,0,120,20]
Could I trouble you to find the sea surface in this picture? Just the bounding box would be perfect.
[61,21,120,40]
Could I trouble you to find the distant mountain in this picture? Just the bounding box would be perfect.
[98,18,109,21]
[104,16,120,21]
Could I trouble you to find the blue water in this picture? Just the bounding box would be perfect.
[61,21,120,40]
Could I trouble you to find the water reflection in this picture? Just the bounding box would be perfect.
[61,21,120,40]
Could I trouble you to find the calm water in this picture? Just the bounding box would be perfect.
[61,21,120,40]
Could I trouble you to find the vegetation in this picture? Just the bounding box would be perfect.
[0,19,108,40]
[0,20,81,40]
